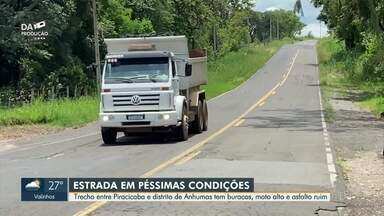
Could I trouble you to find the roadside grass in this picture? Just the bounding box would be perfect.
[317,38,344,122]
[335,157,351,181]
[0,39,294,127]
[360,97,384,116]
[0,97,99,127]
[204,39,294,99]
[317,37,384,119]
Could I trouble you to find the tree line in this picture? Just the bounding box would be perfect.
[0,0,304,106]
[313,0,384,83]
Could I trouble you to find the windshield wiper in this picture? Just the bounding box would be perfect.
[107,75,161,83]
[106,76,148,83]
[149,76,158,83]
[106,77,133,83]
[126,75,159,83]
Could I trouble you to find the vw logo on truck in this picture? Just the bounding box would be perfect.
[131,95,141,105]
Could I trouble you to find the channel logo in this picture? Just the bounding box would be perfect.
[20,20,49,41]
[21,21,46,31]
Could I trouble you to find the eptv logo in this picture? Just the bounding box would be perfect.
[20,20,48,41]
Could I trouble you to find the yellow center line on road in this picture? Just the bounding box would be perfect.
[175,150,202,165]
[73,50,300,216]
[281,50,299,86]
[234,119,246,127]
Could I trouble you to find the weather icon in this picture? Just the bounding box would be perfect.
[25,179,41,191]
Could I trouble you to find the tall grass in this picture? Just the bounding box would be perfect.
[318,38,384,116]
[0,39,294,127]
[204,39,294,98]
[0,97,99,127]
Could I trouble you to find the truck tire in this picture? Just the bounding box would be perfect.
[192,100,204,133]
[202,99,208,131]
[101,127,117,144]
[177,105,189,141]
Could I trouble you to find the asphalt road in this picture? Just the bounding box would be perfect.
[0,41,342,216]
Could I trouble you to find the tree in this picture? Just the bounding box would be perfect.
[127,0,175,35]
[313,0,384,81]
[248,10,304,42]
[98,0,154,38]
[218,10,251,54]
[0,0,267,103]
[293,0,304,16]
[312,0,384,49]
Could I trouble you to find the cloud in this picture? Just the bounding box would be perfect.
[254,0,295,12]
[265,6,281,11]
[25,180,40,189]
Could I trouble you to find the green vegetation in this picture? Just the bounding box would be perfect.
[313,0,384,49]
[317,38,343,121]
[317,37,384,117]
[361,97,384,116]
[0,1,304,107]
[0,1,304,127]
[0,39,293,127]
[205,39,294,98]
[314,0,384,116]
[0,97,99,127]
[249,9,304,42]
[313,0,384,82]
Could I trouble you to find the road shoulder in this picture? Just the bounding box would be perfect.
[327,91,384,216]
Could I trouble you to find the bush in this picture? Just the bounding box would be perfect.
[318,37,384,116]
[358,32,384,82]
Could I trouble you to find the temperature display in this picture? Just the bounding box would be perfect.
[21,178,68,201]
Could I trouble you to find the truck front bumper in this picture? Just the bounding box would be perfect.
[99,110,178,128]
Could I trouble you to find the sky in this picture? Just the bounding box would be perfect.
[254,0,328,37]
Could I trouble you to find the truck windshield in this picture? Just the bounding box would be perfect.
[104,57,169,84]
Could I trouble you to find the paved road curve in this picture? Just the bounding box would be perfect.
[0,41,342,216]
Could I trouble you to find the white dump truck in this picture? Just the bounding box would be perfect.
[100,36,208,144]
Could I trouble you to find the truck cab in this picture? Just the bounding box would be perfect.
[100,36,208,144]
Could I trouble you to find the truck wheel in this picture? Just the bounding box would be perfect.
[177,105,189,141]
[101,127,117,144]
[192,100,204,133]
[202,99,208,131]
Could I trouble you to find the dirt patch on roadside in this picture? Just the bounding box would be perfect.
[328,93,384,216]
[0,125,61,142]
[344,152,384,216]
[346,152,384,197]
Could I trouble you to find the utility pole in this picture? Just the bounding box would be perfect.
[246,17,252,42]
[92,0,101,90]
[213,24,218,55]
[276,18,279,40]
[269,15,272,41]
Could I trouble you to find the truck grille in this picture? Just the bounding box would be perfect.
[112,94,160,106]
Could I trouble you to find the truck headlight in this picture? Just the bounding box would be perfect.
[102,116,109,121]
[162,114,170,120]
[102,115,114,121]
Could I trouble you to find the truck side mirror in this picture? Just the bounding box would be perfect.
[172,61,176,77]
[185,63,192,77]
